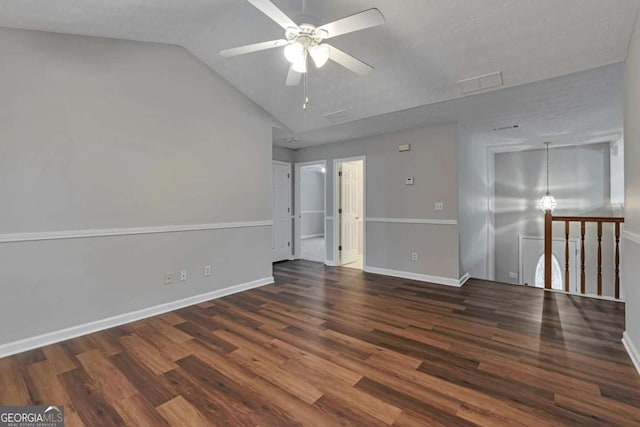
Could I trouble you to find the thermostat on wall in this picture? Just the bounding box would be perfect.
[398,144,411,152]
[405,177,414,185]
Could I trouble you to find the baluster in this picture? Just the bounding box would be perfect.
[597,222,602,296]
[581,221,586,294]
[565,221,570,292]
[544,212,552,289]
[615,222,621,299]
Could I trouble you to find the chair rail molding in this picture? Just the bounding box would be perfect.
[365,218,457,225]
[0,220,273,243]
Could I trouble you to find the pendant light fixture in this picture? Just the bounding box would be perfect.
[538,141,557,213]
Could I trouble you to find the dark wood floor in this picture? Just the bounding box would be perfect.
[1,260,639,426]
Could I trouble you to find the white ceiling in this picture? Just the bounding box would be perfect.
[0,0,637,147]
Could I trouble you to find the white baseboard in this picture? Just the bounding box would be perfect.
[363,266,466,287]
[0,276,274,359]
[325,260,337,267]
[622,331,640,376]
[301,234,324,240]
[459,272,471,286]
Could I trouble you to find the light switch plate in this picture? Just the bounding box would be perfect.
[405,177,414,185]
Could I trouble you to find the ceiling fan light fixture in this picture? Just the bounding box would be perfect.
[309,45,330,68]
[291,54,307,73]
[284,42,304,63]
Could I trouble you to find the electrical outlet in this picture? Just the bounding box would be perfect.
[411,252,418,261]
[508,272,519,279]
[180,269,187,282]
[165,273,173,285]
[204,265,212,277]
[435,202,444,211]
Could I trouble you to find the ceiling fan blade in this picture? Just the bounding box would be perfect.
[317,8,385,39]
[220,39,289,57]
[246,0,299,31]
[326,44,374,76]
[285,66,302,86]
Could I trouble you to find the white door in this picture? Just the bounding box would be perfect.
[339,162,360,265]
[520,237,578,291]
[272,162,291,262]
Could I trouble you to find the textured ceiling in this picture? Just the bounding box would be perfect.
[275,62,624,148]
[0,0,637,145]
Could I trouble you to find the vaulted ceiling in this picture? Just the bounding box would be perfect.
[0,0,637,147]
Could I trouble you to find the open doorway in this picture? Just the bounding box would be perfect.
[334,157,365,270]
[295,161,326,263]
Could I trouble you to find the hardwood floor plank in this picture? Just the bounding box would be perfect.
[119,334,178,375]
[59,368,126,426]
[156,396,211,427]
[110,351,177,407]
[113,393,170,427]
[76,349,138,402]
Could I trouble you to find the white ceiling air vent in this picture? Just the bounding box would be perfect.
[324,109,352,124]
[458,71,503,95]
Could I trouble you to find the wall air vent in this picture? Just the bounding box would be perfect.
[458,71,503,95]
[324,109,351,124]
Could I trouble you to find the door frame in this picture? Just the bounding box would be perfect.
[518,235,580,291]
[333,156,366,267]
[293,160,327,262]
[272,160,292,261]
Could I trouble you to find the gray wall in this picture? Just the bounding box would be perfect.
[300,168,325,238]
[273,146,294,163]
[295,123,461,280]
[624,13,640,362]
[494,143,615,292]
[0,28,274,346]
[457,125,491,280]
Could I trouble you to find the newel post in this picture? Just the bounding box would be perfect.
[544,211,552,289]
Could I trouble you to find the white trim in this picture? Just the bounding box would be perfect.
[486,146,496,280]
[541,288,624,302]
[623,230,640,246]
[459,272,471,286]
[324,260,337,267]
[301,234,324,239]
[334,156,367,267]
[363,265,467,287]
[0,221,273,244]
[0,276,274,358]
[272,160,292,167]
[326,216,334,221]
[273,161,293,262]
[623,332,640,376]
[301,210,324,215]
[365,218,457,225]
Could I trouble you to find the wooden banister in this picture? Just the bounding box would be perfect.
[545,215,624,299]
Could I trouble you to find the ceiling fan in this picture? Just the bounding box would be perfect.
[219,0,385,89]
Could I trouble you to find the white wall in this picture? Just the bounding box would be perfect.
[623,12,640,371]
[457,125,491,280]
[493,143,616,295]
[0,28,275,349]
[294,123,461,282]
[611,137,625,206]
